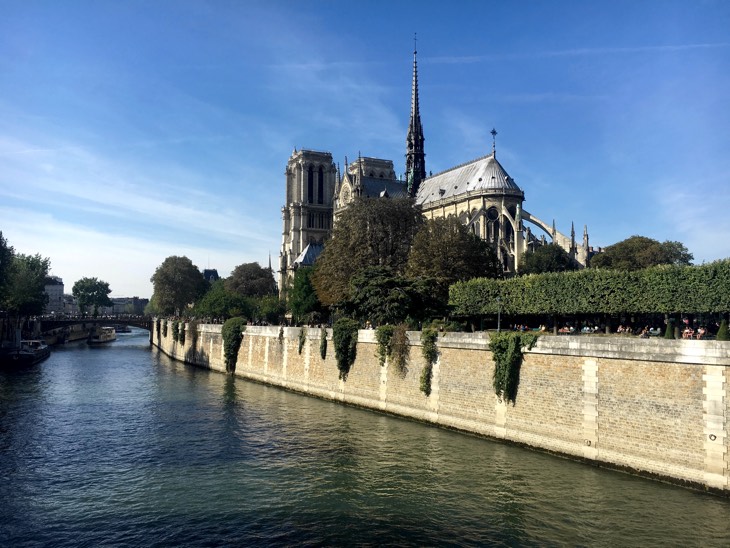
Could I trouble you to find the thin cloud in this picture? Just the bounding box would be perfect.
[427,42,730,64]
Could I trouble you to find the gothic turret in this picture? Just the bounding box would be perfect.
[405,37,426,197]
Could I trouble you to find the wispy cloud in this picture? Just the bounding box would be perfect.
[427,42,730,64]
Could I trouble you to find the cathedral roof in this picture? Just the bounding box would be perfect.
[415,153,523,207]
[293,243,324,268]
[359,177,408,199]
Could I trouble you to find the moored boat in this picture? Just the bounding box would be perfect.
[1,339,51,366]
[88,326,117,345]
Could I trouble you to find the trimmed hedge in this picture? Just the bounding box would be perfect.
[450,260,730,317]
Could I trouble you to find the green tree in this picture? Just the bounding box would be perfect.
[193,280,251,319]
[345,267,446,326]
[225,262,277,298]
[590,235,693,270]
[251,294,285,324]
[288,267,323,324]
[407,216,501,300]
[72,277,114,317]
[312,197,424,306]
[0,231,14,304]
[150,256,208,316]
[3,253,50,321]
[520,244,579,275]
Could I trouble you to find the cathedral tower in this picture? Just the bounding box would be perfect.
[405,39,426,197]
[279,149,337,292]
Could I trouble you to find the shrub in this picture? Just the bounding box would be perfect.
[222,317,246,374]
[717,319,729,341]
[420,328,438,396]
[489,332,538,405]
[172,320,180,342]
[178,321,186,345]
[333,318,359,380]
[162,320,168,337]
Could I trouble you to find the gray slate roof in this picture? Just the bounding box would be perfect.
[358,176,408,199]
[293,243,324,268]
[415,153,523,207]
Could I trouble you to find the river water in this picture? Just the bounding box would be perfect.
[2,328,730,547]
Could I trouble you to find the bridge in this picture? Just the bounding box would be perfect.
[39,316,153,334]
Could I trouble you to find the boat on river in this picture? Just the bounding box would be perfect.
[88,326,117,345]
[0,339,51,366]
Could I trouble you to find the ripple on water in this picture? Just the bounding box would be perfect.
[2,337,730,546]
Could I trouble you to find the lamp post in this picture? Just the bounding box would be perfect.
[496,297,502,333]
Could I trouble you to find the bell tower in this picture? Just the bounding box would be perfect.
[279,149,337,292]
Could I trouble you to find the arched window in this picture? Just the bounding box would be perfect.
[307,165,314,204]
[317,166,324,204]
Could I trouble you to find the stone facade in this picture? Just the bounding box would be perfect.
[279,149,338,291]
[153,322,730,494]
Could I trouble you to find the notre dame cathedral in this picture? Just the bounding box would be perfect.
[278,46,591,292]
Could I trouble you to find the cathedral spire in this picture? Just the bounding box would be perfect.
[406,34,426,198]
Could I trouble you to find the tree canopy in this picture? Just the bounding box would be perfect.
[407,216,501,298]
[0,231,14,305]
[312,197,424,306]
[72,277,113,317]
[345,266,444,326]
[520,243,579,275]
[192,280,250,319]
[590,235,693,270]
[288,267,323,324]
[150,256,208,315]
[225,262,277,298]
[3,253,50,319]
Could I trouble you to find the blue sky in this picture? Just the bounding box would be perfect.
[1,0,729,298]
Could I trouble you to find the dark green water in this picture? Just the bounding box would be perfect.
[2,328,730,547]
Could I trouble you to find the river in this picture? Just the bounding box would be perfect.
[1,328,730,546]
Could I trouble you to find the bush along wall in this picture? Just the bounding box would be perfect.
[162,320,168,338]
[333,318,359,381]
[420,328,438,396]
[222,317,246,374]
[489,332,539,405]
[178,321,186,345]
[171,321,180,342]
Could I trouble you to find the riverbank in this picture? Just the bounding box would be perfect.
[152,321,730,495]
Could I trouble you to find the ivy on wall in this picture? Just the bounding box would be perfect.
[333,318,359,381]
[375,325,395,367]
[420,328,438,396]
[391,324,409,377]
[162,320,168,338]
[222,317,246,374]
[320,327,328,360]
[171,320,179,342]
[179,321,186,345]
[489,332,539,405]
[298,327,307,355]
[188,319,199,349]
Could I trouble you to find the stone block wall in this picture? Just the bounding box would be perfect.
[152,321,729,493]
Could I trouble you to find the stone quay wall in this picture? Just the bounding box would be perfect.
[152,321,729,494]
